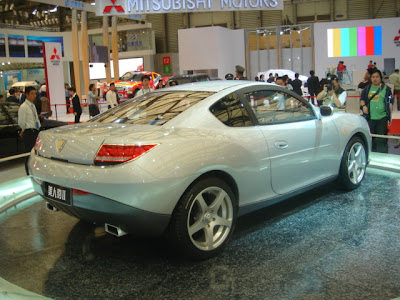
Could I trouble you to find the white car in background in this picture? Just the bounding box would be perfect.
[258,69,308,84]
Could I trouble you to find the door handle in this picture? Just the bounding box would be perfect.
[274,141,288,149]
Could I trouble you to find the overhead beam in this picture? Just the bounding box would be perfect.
[30,0,96,13]
[30,0,143,20]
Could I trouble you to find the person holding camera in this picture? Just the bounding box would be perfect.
[360,69,393,153]
[316,75,347,108]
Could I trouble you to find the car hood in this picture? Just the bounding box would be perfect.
[114,81,141,86]
[36,123,167,165]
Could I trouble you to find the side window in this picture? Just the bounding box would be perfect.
[244,90,314,125]
[210,92,253,127]
[0,106,9,125]
[1,103,18,124]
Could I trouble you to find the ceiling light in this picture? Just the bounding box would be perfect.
[32,8,37,15]
[9,3,13,10]
[12,10,16,15]
[49,6,58,12]
[1,62,5,65]
[91,1,95,5]
[4,4,8,10]
[7,61,10,64]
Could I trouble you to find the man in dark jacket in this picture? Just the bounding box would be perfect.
[307,70,319,105]
[360,69,393,153]
[291,73,303,96]
[69,87,82,123]
[6,88,18,103]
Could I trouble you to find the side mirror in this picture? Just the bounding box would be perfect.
[320,105,334,117]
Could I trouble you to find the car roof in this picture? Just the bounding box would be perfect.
[11,81,39,87]
[169,73,209,79]
[163,80,276,92]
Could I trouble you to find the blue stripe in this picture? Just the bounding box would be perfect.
[374,26,382,55]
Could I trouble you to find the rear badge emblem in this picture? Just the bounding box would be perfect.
[56,139,67,152]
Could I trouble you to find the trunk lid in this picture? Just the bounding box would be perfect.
[37,123,163,165]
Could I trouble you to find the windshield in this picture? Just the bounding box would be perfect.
[119,72,145,81]
[89,91,215,126]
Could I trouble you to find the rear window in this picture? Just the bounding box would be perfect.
[89,91,215,125]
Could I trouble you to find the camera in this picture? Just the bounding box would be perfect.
[326,77,333,91]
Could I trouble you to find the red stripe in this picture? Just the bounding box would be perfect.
[42,42,50,103]
[366,26,374,55]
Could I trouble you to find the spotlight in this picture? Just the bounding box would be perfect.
[9,3,14,10]
[7,61,10,64]
[1,62,5,65]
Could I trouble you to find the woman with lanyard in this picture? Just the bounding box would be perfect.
[135,75,154,97]
[360,69,393,153]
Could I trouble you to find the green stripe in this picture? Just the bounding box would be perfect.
[349,27,358,56]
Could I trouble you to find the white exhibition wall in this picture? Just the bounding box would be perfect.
[178,26,245,78]
[314,17,400,81]
[249,47,313,80]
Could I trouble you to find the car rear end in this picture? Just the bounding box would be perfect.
[29,90,217,237]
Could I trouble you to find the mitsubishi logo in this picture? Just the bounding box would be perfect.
[103,0,125,13]
[56,139,67,152]
[50,48,60,60]
[394,29,400,47]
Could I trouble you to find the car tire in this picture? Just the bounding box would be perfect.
[338,136,367,190]
[168,177,237,260]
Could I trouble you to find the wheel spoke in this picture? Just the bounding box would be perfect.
[214,216,231,228]
[205,226,214,250]
[195,194,209,214]
[188,219,205,236]
[209,190,226,211]
[354,145,362,159]
[348,160,356,174]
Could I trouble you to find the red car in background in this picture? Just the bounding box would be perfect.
[102,71,164,101]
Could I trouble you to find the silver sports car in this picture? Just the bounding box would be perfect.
[29,81,371,259]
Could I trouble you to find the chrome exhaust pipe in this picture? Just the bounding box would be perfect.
[105,223,127,237]
[46,202,58,211]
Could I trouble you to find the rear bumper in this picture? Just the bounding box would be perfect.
[31,178,171,237]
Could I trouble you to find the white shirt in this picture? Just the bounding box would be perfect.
[135,87,154,97]
[96,82,101,89]
[106,90,118,107]
[18,100,41,131]
[322,90,347,107]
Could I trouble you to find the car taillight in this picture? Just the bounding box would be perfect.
[73,189,90,195]
[34,136,41,155]
[94,144,157,165]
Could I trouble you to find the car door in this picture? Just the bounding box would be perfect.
[152,72,161,88]
[238,86,340,195]
[0,103,23,157]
